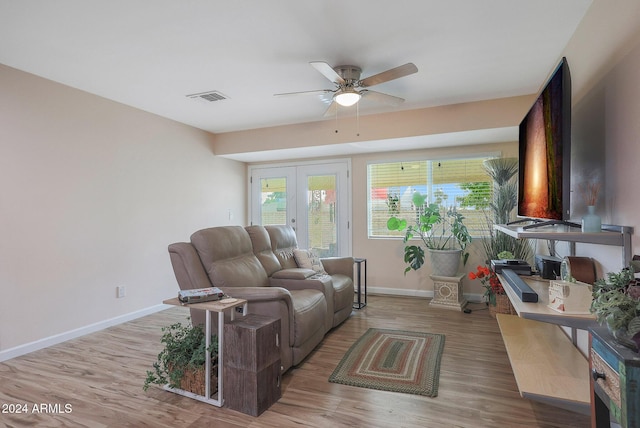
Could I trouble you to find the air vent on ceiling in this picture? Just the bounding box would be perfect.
[186,90,229,103]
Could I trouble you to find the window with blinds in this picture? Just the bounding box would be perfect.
[367,157,494,238]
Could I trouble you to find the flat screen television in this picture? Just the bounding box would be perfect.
[516,57,577,229]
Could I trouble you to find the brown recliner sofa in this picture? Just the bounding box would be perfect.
[168,225,353,373]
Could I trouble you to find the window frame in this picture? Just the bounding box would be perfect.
[366,153,500,240]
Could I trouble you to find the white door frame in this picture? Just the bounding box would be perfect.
[248,158,352,256]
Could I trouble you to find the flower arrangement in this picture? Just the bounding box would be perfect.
[579,177,601,206]
[468,265,504,306]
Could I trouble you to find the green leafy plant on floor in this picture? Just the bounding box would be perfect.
[387,191,472,274]
[143,321,218,391]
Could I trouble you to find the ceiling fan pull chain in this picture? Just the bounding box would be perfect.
[356,102,360,137]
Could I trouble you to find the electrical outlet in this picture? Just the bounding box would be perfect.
[116,285,126,298]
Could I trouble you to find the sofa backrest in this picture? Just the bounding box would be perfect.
[190,226,269,288]
[245,225,282,276]
[265,225,298,269]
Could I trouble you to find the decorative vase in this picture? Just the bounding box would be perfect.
[581,205,601,233]
[428,248,462,277]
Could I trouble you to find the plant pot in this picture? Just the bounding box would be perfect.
[169,363,218,397]
[428,248,462,277]
[489,294,516,318]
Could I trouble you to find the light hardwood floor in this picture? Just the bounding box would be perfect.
[0,296,590,427]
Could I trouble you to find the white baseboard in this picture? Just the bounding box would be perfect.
[0,304,168,363]
[366,286,484,303]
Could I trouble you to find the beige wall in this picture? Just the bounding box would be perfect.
[0,65,246,355]
[559,0,640,276]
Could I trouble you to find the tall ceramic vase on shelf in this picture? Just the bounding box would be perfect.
[582,205,601,233]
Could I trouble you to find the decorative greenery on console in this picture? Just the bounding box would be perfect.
[143,321,218,391]
[387,191,471,274]
[590,266,640,351]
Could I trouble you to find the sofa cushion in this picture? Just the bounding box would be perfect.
[245,225,282,276]
[191,226,269,287]
[293,249,327,275]
[289,289,327,347]
[265,225,298,269]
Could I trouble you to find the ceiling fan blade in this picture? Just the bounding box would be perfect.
[361,90,405,106]
[323,101,338,117]
[310,61,345,85]
[274,89,333,97]
[359,63,418,87]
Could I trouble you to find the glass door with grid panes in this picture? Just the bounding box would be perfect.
[250,161,350,257]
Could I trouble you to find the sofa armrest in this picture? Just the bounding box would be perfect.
[219,286,296,347]
[271,268,316,280]
[321,256,355,279]
[220,286,292,305]
[268,275,333,296]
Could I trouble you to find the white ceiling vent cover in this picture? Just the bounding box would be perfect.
[186,90,229,103]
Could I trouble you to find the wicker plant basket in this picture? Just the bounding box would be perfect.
[169,363,218,397]
[489,294,516,318]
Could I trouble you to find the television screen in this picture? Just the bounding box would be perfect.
[517,58,571,223]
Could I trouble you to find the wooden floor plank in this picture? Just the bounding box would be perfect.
[0,296,591,427]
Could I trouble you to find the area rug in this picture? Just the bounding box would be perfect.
[329,328,445,397]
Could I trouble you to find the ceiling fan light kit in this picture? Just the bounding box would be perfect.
[334,89,361,107]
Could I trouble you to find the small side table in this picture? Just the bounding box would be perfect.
[353,257,367,309]
[429,273,467,311]
[162,296,248,407]
[224,314,281,416]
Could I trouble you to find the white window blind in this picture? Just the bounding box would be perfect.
[367,157,493,238]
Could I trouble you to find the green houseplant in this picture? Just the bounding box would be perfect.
[480,157,532,264]
[590,265,640,352]
[387,191,471,275]
[143,321,219,394]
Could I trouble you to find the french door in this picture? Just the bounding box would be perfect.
[249,160,351,257]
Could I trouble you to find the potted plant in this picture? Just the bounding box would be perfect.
[143,321,219,396]
[590,265,640,352]
[468,255,516,317]
[387,191,471,276]
[480,157,532,264]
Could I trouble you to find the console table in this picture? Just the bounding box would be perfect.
[494,224,633,266]
[589,326,640,428]
[496,275,596,415]
[162,297,248,407]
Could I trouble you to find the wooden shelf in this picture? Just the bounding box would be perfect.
[497,274,596,330]
[497,314,591,415]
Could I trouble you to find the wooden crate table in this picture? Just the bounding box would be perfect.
[223,314,281,416]
[162,296,248,407]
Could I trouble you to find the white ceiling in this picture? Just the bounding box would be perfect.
[0,1,592,160]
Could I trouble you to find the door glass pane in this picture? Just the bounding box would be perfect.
[260,177,287,225]
[307,174,337,257]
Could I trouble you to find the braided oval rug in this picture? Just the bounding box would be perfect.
[328,328,445,397]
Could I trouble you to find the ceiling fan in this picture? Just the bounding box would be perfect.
[275,61,418,116]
